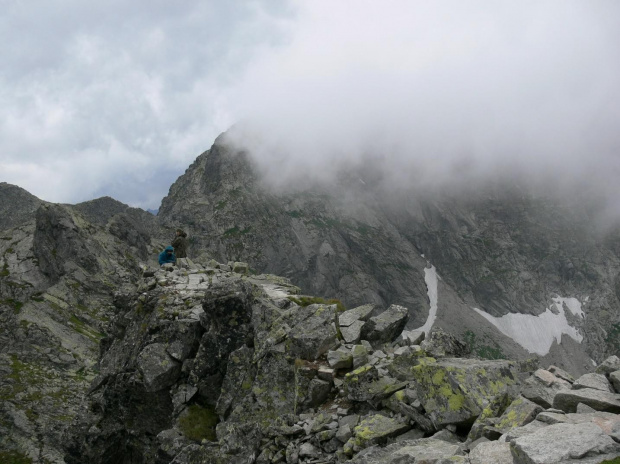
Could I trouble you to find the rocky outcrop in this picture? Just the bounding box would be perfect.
[0,195,162,462]
[59,258,620,464]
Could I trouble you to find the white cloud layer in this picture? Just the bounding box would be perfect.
[1,1,620,210]
[227,1,620,200]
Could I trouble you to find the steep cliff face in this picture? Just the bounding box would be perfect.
[0,189,163,462]
[158,135,620,372]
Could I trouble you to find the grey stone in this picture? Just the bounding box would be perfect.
[347,438,461,463]
[534,411,620,438]
[536,411,569,425]
[327,348,353,369]
[336,424,353,443]
[137,343,181,392]
[548,365,575,383]
[609,370,620,393]
[467,437,490,451]
[351,344,369,368]
[298,442,319,458]
[343,364,407,403]
[510,422,620,463]
[412,358,520,428]
[317,366,334,381]
[469,441,515,464]
[339,304,375,327]
[576,403,598,413]
[553,387,620,413]
[572,373,614,393]
[361,304,409,345]
[500,420,547,442]
[521,383,557,409]
[399,329,425,346]
[494,396,543,434]
[287,304,339,360]
[341,320,364,344]
[307,378,331,408]
[344,414,410,455]
[595,356,620,375]
[232,262,249,274]
[171,384,198,414]
[432,429,461,443]
[612,421,620,443]
[394,428,426,442]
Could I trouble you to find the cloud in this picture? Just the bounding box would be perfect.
[2,1,620,212]
[0,0,292,208]
[226,1,620,203]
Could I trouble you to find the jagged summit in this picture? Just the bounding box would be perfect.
[0,181,46,229]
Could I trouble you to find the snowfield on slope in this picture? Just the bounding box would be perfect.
[400,263,438,342]
[472,297,584,356]
[420,264,438,337]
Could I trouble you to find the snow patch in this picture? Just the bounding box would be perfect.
[472,297,584,356]
[418,265,438,337]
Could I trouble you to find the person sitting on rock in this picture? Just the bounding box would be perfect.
[158,245,176,265]
[171,228,188,258]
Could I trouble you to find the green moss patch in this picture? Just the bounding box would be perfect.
[0,450,33,464]
[1,298,23,314]
[178,404,218,442]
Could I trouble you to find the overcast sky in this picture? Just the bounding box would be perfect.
[2,1,620,210]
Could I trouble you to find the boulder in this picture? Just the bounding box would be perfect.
[509,422,620,463]
[572,373,614,393]
[595,355,620,375]
[215,345,256,418]
[361,304,409,345]
[137,343,182,392]
[351,344,369,368]
[412,358,520,427]
[287,303,338,360]
[347,438,462,463]
[232,262,249,274]
[610,370,620,393]
[341,320,364,344]
[521,369,570,409]
[469,441,514,464]
[344,414,410,455]
[500,420,547,442]
[553,387,620,413]
[343,365,407,403]
[399,329,425,346]
[422,329,469,358]
[327,348,353,369]
[548,365,575,383]
[494,396,543,434]
[534,411,620,437]
[339,304,375,327]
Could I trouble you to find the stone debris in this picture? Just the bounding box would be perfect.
[572,372,614,393]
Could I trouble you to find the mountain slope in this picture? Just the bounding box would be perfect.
[158,134,620,373]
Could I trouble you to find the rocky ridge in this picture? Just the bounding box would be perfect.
[64,259,620,463]
[157,134,620,374]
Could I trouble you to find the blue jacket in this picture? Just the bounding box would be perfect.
[158,246,176,265]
